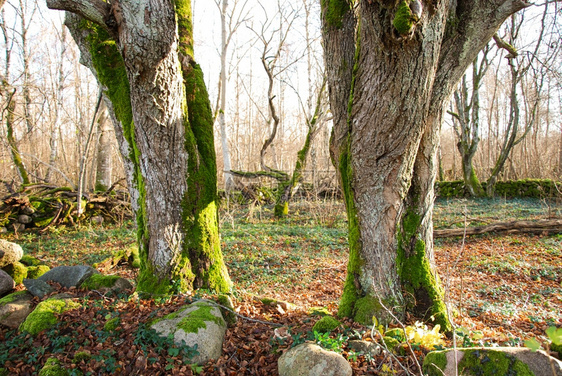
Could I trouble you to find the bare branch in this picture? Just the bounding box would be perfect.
[46,0,109,28]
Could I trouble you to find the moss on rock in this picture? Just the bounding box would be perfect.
[80,274,121,290]
[104,317,120,331]
[309,307,331,317]
[20,255,44,267]
[177,301,225,334]
[72,351,92,363]
[312,315,342,333]
[19,297,80,336]
[0,290,28,305]
[38,357,69,376]
[2,262,28,284]
[27,265,50,279]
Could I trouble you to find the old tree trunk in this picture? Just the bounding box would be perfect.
[322,0,528,329]
[47,0,231,294]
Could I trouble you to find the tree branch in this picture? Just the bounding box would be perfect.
[46,0,110,29]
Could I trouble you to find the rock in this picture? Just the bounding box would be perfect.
[0,239,23,268]
[80,274,133,295]
[0,227,7,234]
[278,343,352,376]
[312,315,342,334]
[423,347,562,376]
[38,265,98,288]
[20,255,45,267]
[18,214,32,224]
[348,340,382,357]
[23,278,55,298]
[21,206,35,215]
[0,291,34,328]
[217,294,237,326]
[151,299,227,365]
[12,223,25,232]
[0,269,15,296]
[2,262,28,284]
[90,215,104,225]
[19,295,80,335]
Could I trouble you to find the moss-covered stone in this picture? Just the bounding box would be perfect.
[72,351,92,363]
[393,1,415,35]
[308,307,331,317]
[422,350,448,375]
[551,341,561,356]
[104,317,120,331]
[216,294,236,326]
[27,265,50,279]
[423,349,535,376]
[0,290,28,305]
[176,301,225,334]
[19,297,80,336]
[38,357,69,376]
[313,315,342,333]
[80,274,121,290]
[2,262,28,284]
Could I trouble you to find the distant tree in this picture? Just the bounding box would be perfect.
[321,0,528,329]
[48,0,231,294]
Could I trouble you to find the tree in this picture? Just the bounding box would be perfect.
[321,0,528,329]
[448,46,492,197]
[47,0,232,294]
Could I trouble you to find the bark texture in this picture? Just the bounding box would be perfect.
[57,0,231,294]
[321,0,528,328]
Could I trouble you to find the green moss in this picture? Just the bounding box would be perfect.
[393,1,415,35]
[38,357,69,376]
[338,25,365,321]
[0,367,8,376]
[20,255,43,266]
[309,307,331,317]
[0,290,28,305]
[3,262,28,284]
[80,274,121,290]
[551,341,562,355]
[26,265,50,279]
[321,0,351,29]
[72,351,92,363]
[385,328,406,342]
[396,209,451,332]
[313,315,342,333]
[104,317,120,331]
[176,302,225,334]
[422,351,448,376]
[457,349,534,375]
[216,294,236,326]
[19,298,80,336]
[274,201,289,218]
[383,336,400,351]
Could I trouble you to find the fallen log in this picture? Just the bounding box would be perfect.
[434,219,562,238]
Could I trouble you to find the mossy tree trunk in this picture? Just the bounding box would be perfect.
[321,0,528,329]
[54,0,231,295]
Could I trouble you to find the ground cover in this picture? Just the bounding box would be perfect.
[0,197,560,375]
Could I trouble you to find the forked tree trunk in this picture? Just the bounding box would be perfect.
[322,0,528,329]
[53,0,231,294]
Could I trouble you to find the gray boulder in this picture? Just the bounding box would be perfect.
[278,343,352,376]
[151,299,226,365]
[423,347,562,376]
[0,291,34,328]
[18,215,32,224]
[0,269,15,296]
[23,278,55,298]
[0,240,23,268]
[348,340,382,357]
[38,265,98,288]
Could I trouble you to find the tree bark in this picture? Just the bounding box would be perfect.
[95,103,113,191]
[434,219,562,238]
[56,0,231,294]
[322,0,528,329]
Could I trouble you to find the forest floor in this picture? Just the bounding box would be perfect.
[0,197,561,375]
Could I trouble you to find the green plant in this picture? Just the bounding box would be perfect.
[313,331,346,353]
